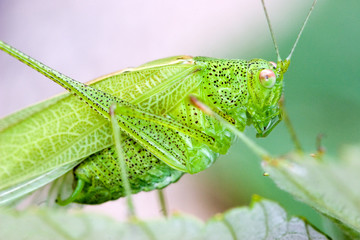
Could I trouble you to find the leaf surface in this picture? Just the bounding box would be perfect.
[0,197,327,240]
[263,146,360,238]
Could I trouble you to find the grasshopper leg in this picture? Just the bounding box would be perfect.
[189,95,270,159]
[278,96,303,153]
[157,189,168,217]
[115,105,216,149]
[110,104,136,218]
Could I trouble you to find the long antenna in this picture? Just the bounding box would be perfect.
[286,0,317,60]
[261,0,281,62]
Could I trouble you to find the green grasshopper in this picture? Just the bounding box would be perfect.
[0,0,317,207]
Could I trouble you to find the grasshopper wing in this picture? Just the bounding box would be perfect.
[0,55,204,204]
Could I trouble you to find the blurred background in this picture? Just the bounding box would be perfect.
[1,0,360,236]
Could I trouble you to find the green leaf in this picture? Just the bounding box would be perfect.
[263,145,360,238]
[204,196,327,240]
[0,197,327,239]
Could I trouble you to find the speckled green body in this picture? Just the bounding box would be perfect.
[0,0,317,205]
[73,136,184,204]
[72,57,284,204]
[0,41,287,205]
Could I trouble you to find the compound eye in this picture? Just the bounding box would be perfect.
[259,69,276,88]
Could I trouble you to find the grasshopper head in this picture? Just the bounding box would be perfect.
[246,58,289,137]
[251,0,316,137]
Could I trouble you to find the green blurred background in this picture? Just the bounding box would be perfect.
[0,0,359,237]
[200,0,360,236]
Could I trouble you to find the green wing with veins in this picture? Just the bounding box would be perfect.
[0,53,203,198]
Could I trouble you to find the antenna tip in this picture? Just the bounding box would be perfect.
[286,0,317,61]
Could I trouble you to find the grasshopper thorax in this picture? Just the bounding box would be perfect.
[194,56,288,137]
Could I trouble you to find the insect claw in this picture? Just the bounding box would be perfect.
[109,103,117,116]
[189,95,214,116]
[56,179,85,206]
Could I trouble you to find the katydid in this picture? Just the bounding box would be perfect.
[0,0,317,206]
